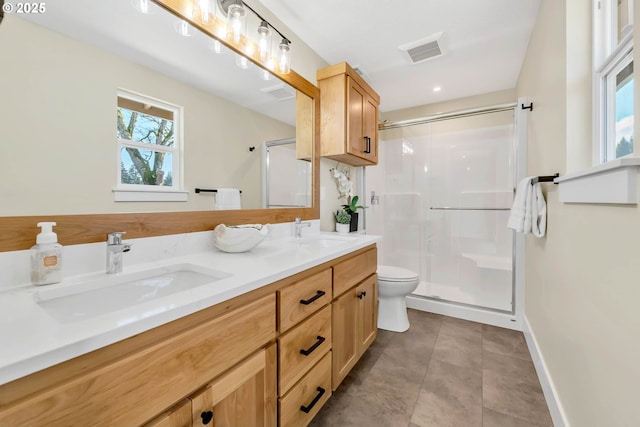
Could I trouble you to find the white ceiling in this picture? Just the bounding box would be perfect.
[256,0,540,112]
[17,0,540,118]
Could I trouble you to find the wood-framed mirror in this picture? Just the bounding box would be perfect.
[0,0,319,252]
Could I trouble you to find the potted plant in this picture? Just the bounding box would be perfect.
[334,209,351,234]
[341,195,364,232]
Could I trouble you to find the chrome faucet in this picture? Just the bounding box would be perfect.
[294,217,311,238]
[106,232,131,274]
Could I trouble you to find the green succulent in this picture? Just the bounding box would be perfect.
[334,209,351,224]
[341,195,365,215]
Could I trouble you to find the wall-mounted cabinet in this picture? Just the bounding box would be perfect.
[317,62,380,166]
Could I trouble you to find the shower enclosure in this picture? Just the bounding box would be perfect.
[365,102,527,328]
[262,138,312,208]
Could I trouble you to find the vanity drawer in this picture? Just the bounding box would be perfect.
[279,305,331,394]
[0,294,276,427]
[279,351,332,427]
[279,268,332,333]
[333,247,377,297]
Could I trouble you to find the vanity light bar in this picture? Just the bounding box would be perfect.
[151,0,292,74]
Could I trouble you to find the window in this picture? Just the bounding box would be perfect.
[115,90,186,201]
[594,0,634,163]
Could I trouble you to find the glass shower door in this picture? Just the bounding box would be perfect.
[418,113,514,311]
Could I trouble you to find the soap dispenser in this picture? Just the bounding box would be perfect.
[30,222,63,286]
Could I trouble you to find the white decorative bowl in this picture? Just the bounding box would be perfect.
[212,224,270,253]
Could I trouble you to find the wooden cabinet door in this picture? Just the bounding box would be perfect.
[357,275,378,354]
[363,94,379,163]
[346,77,366,159]
[331,289,358,390]
[144,399,192,427]
[201,344,277,427]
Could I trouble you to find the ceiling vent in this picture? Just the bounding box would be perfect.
[399,32,444,64]
[261,83,295,101]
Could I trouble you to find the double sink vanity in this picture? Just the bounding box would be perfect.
[0,228,379,426]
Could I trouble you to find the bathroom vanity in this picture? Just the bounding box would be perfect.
[0,232,378,427]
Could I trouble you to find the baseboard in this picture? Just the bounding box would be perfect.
[523,315,569,427]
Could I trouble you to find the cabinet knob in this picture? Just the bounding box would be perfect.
[357,291,367,299]
[200,410,213,424]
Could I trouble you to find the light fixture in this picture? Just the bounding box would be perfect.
[198,0,211,24]
[174,19,192,37]
[131,0,151,14]
[210,39,225,54]
[219,0,246,44]
[278,38,291,74]
[217,0,293,74]
[433,86,442,92]
[257,21,271,62]
[236,54,252,70]
[260,69,272,81]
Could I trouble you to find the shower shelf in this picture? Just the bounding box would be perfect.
[461,253,511,271]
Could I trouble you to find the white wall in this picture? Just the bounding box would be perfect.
[517,0,640,425]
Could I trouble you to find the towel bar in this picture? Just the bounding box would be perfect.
[195,188,242,193]
[531,174,559,184]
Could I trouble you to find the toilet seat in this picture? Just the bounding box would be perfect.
[377,265,419,283]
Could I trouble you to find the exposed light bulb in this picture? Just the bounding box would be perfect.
[228,2,246,44]
[132,0,151,14]
[278,39,291,74]
[236,55,251,70]
[210,39,224,54]
[265,57,275,71]
[199,0,210,23]
[257,21,272,62]
[139,0,149,14]
[174,19,192,37]
[260,69,272,81]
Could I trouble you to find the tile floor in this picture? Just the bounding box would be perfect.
[309,309,553,427]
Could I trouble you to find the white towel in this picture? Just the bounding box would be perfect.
[214,188,241,210]
[507,177,547,237]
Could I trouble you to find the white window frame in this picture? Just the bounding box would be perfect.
[593,0,634,164]
[114,89,187,202]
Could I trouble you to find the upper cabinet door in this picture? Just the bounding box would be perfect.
[363,94,379,164]
[317,62,380,166]
[347,78,366,159]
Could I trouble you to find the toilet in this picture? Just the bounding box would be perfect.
[377,265,420,332]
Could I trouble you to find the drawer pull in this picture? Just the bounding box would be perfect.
[300,290,326,305]
[299,336,326,356]
[357,291,367,299]
[300,386,326,414]
[200,410,213,424]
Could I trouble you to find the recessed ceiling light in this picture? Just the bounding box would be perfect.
[433,86,442,92]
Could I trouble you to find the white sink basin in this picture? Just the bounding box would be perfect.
[34,263,231,322]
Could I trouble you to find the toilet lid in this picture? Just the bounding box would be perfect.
[377,265,419,282]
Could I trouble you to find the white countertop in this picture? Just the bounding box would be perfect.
[0,231,380,386]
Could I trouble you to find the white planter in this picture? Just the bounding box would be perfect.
[336,223,350,234]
